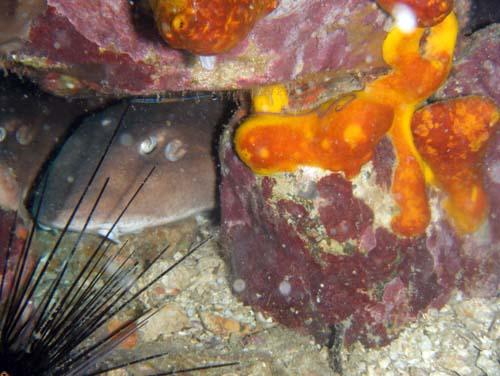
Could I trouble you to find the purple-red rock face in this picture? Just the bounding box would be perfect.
[221,128,499,347]
[219,10,499,347]
[485,130,500,243]
[437,24,500,105]
[0,0,389,96]
[220,98,499,348]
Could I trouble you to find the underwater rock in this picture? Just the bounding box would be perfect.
[220,109,499,348]
[0,0,46,54]
[0,0,389,95]
[0,75,102,213]
[219,21,499,346]
[464,0,500,34]
[485,129,500,242]
[437,23,500,105]
[234,12,464,238]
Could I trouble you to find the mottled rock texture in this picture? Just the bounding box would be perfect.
[0,75,102,212]
[220,23,499,347]
[221,124,499,347]
[0,0,389,95]
[438,24,500,105]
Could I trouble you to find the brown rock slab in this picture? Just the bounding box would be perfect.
[1,0,389,96]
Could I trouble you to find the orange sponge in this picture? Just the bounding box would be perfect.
[236,13,462,236]
[149,0,278,55]
[412,96,500,233]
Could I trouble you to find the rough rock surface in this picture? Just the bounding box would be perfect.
[342,294,500,376]
[0,74,104,212]
[437,24,500,105]
[219,24,500,347]
[1,0,390,95]
[44,227,499,375]
[2,205,498,374]
[220,130,499,346]
[485,129,500,242]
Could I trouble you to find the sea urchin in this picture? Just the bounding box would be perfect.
[0,102,236,375]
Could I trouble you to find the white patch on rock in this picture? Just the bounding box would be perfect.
[392,4,417,34]
[232,278,246,293]
[351,162,396,230]
[279,279,292,296]
[292,45,305,78]
[487,159,500,184]
[199,55,216,71]
[267,0,307,19]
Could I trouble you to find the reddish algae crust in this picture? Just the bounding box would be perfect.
[2,0,388,95]
[221,113,447,346]
[221,134,499,346]
[222,3,499,347]
[316,174,373,243]
[485,129,500,242]
[26,7,158,95]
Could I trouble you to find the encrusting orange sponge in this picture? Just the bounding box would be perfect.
[412,97,500,233]
[236,12,460,237]
[369,13,458,236]
[236,95,394,178]
[235,7,499,237]
[149,0,278,55]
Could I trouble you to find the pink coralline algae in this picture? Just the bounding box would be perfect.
[485,130,500,242]
[316,175,373,243]
[220,13,499,345]
[221,121,499,346]
[0,0,388,96]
